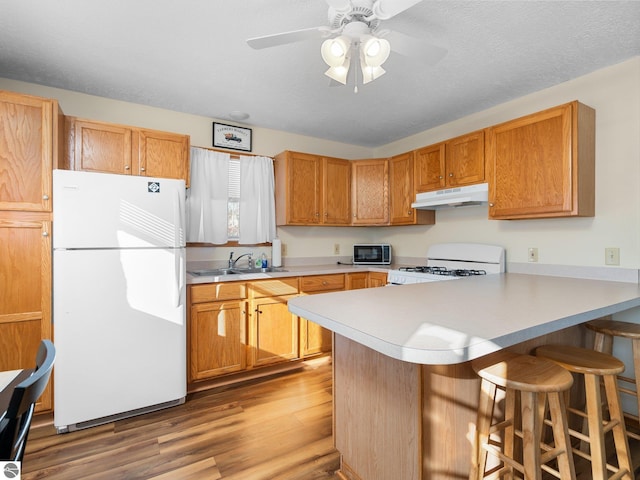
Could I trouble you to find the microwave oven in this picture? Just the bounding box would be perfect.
[353,244,392,265]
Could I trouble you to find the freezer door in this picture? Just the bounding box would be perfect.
[53,247,186,429]
[53,169,185,249]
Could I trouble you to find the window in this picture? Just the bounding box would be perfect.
[227,158,240,240]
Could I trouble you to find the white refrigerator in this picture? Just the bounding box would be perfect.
[52,169,187,433]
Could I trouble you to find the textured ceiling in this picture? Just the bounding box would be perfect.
[1,0,639,147]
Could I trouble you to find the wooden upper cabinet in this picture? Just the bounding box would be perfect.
[0,91,61,212]
[135,129,190,185]
[67,118,132,174]
[414,131,484,193]
[323,156,351,225]
[351,158,389,225]
[446,130,485,187]
[389,152,434,226]
[65,117,190,186]
[275,151,323,225]
[486,101,595,219]
[415,143,446,192]
[274,151,350,226]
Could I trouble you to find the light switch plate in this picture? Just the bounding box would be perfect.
[605,247,620,265]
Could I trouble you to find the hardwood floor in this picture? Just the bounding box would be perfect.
[22,357,340,480]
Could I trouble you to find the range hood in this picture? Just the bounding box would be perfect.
[411,183,489,209]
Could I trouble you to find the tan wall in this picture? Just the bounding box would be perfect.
[2,56,639,268]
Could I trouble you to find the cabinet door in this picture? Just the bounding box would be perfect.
[486,101,595,219]
[351,159,389,225]
[347,272,368,290]
[287,152,322,224]
[390,153,415,224]
[323,156,351,224]
[0,92,56,212]
[415,143,446,193]
[445,130,485,187]
[189,300,246,380]
[0,215,52,412]
[389,152,434,226]
[368,272,388,288]
[251,295,299,367]
[69,118,132,175]
[136,129,190,186]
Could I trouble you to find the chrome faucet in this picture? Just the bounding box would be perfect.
[229,252,253,269]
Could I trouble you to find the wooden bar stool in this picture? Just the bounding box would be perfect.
[586,318,640,441]
[470,351,576,480]
[536,345,634,479]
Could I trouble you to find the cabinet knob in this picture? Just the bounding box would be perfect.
[42,194,49,200]
[439,175,443,179]
[407,210,412,215]
[141,167,146,172]
[449,173,453,177]
[125,165,130,170]
[322,281,328,285]
[255,308,263,314]
[489,203,495,207]
[42,231,49,237]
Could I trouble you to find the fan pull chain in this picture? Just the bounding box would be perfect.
[354,47,359,94]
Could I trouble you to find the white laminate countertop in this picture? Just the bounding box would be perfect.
[186,263,391,284]
[287,273,640,365]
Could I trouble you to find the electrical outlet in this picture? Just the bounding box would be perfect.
[605,247,620,266]
[334,243,340,255]
[528,247,538,263]
[281,243,287,256]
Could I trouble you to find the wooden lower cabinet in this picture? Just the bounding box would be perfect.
[368,271,389,287]
[346,272,368,290]
[300,274,345,357]
[249,278,300,367]
[251,294,299,367]
[188,282,248,382]
[0,214,53,412]
[188,273,388,386]
[190,300,247,380]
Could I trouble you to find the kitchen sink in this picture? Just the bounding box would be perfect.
[233,267,288,274]
[188,267,288,276]
[188,268,237,276]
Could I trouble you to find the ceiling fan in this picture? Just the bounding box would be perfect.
[247,0,447,89]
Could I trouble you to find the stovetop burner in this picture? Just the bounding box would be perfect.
[399,266,487,277]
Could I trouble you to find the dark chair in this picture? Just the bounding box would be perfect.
[0,339,55,462]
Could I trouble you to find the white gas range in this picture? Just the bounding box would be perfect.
[387,243,505,285]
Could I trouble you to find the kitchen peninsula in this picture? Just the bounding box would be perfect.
[288,273,640,480]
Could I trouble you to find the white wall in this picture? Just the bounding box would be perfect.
[372,57,640,269]
[2,57,639,268]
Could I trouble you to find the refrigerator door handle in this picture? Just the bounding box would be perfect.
[174,188,186,247]
[173,251,184,308]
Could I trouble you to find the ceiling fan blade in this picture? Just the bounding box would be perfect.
[325,0,351,12]
[372,0,424,20]
[247,26,330,50]
[383,30,447,65]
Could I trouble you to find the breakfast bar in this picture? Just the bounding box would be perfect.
[288,273,640,480]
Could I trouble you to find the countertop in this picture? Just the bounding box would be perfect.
[287,273,640,365]
[186,263,391,284]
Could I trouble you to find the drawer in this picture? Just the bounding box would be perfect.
[249,278,299,298]
[300,274,345,292]
[190,282,247,303]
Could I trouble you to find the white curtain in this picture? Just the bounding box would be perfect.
[186,147,230,244]
[239,155,276,244]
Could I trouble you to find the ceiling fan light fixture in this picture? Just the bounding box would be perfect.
[324,56,351,84]
[321,36,351,67]
[361,62,386,84]
[361,36,391,67]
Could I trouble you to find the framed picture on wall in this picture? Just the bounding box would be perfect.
[213,122,252,152]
